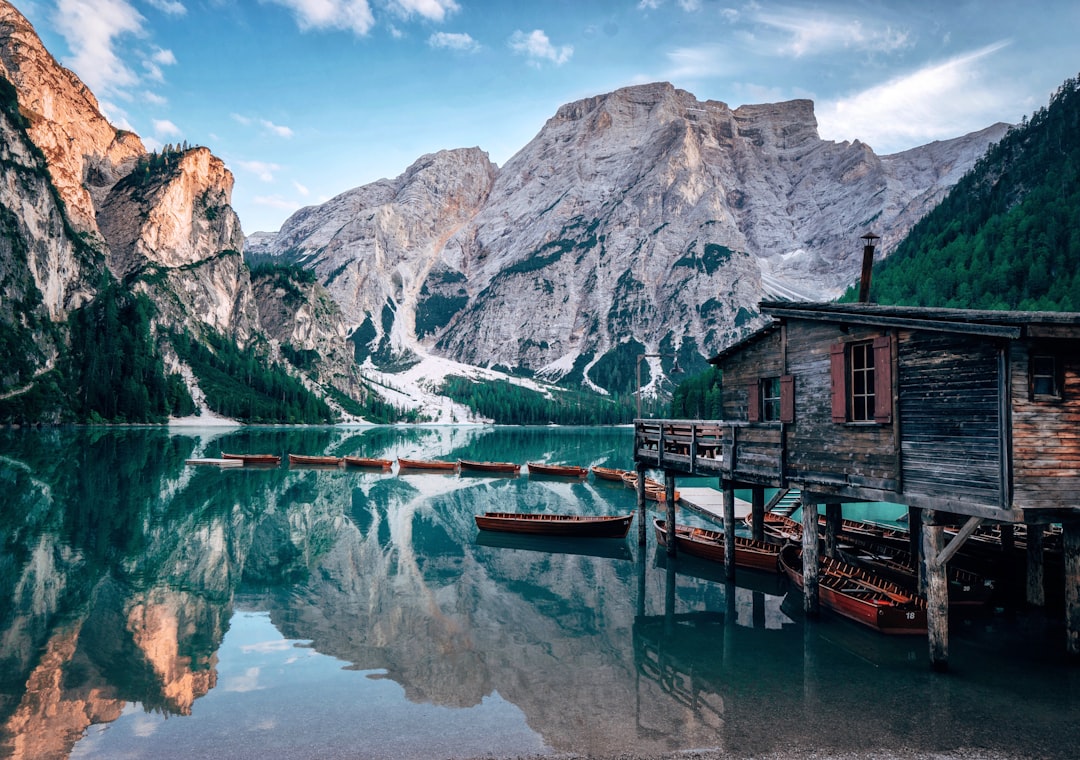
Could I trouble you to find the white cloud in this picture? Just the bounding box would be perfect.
[53,0,145,96]
[254,194,304,211]
[390,0,459,22]
[265,0,376,36]
[428,32,479,52]
[231,113,253,126]
[238,160,283,182]
[151,47,177,65]
[664,45,732,80]
[261,119,294,138]
[146,0,186,15]
[293,181,310,196]
[509,29,572,67]
[142,90,168,105]
[817,42,1013,153]
[754,8,911,58]
[153,118,181,137]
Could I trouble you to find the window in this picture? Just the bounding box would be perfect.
[831,335,892,424]
[849,341,875,422]
[748,375,794,422]
[1030,354,1061,399]
[761,377,782,421]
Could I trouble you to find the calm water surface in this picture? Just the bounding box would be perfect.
[1,425,1079,759]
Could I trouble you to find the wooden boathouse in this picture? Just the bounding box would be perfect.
[633,300,1080,669]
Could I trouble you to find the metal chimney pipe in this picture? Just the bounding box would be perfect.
[857,232,880,303]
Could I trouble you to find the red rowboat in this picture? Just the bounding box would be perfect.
[653,519,781,573]
[474,511,634,538]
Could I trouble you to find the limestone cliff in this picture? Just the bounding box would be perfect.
[252,82,1009,389]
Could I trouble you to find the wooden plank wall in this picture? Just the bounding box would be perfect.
[1011,343,1080,510]
[898,331,1003,508]
[719,330,782,421]
[784,322,897,492]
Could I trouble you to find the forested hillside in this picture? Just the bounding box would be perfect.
[851,74,1080,310]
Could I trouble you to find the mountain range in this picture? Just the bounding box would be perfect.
[0,1,1009,424]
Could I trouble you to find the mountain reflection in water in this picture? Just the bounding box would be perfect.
[2,426,1079,760]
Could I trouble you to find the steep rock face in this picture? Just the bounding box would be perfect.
[248,147,497,353]
[253,82,1008,381]
[0,2,144,235]
[250,269,359,395]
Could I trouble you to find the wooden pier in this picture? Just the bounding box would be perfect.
[635,301,1080,669]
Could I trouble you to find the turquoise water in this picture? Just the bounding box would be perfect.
[2,425,1079,759]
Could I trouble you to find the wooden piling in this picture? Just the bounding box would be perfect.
[1064,521,1080,658]
[723,481,736,580]
[922,510,949,672]
[801,500,819,617]
[665,472,677,557]
[751,486,765,542]
[636,463,648,546]
[824,503,842,559]
[1026,525,1045,608]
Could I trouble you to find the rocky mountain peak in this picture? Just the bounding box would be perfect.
[252,80,1009,398]
[0,2,144,235]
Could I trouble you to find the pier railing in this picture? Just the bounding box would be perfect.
[633,419,785,483]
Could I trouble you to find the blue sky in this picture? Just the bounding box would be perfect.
[18,0,1080,234]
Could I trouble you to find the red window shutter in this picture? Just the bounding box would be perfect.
[873,335,893,423]
[780,375,795,423]
[830,343,846,422]
[747,381,760,421]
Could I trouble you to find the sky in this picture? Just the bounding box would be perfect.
[16,0,1080,234]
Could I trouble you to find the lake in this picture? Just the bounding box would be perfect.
[2,425,1079,759]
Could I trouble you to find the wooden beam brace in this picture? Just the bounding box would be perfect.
[932,516,983,568]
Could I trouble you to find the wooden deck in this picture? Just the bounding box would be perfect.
[634,419,783,484]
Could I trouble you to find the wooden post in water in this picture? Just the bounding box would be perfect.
[636,463,648,546]
[723,480,737,580]
[801,499,820,617]
[1064,521,1080,658]
[1026,524,1045,608]
[909,506,924,591]
[824,503,842,559]
[665,471,677,557]
[751,486,765,542]
[922,509,950,672]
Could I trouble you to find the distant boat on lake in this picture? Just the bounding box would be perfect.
[343,456,392,470]
[459,459,521,475]
[527,462,588,478]
[288,453,344,467]
[475,511,634,538]
[591,465,630,482]
[221,452,281,466]
[397,458,459,472]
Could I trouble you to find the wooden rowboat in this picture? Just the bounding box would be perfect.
[459,459,521,475]
[288,453,344,467]
[590,466,631,482]
[527,462,588,478]
[653,519,781,573]
[778,543,927,635]
[220,451,280,462]
[621,471,678,502]
[397,458,459,472]
[186,457,243,467]
[343,456,393,470]
[474,511,634,538]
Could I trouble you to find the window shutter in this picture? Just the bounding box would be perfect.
[747,381,760,421]
[873,335,893,423]
[830,343,846,422]
[780,375,795,423]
